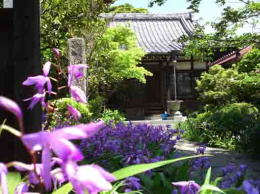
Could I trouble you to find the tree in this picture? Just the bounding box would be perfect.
[108,3,149,13]
[40,0,152,101]
[196,48,260,109]
[149,0,259,59]
[40,0,113,62]
[88,26,152,98]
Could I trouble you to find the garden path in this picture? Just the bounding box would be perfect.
[175,139,260,179]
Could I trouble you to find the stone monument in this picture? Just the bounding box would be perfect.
[68,38,87,95]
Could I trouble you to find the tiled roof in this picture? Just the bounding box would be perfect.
[101,13,194,54]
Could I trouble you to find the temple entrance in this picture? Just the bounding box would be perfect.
[144,71,163,115]
[145,71,161,103]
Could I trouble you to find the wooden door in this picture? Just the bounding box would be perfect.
[145,71,161,104]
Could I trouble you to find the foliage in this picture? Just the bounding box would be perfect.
[150,0,259,60]
[88,25,152,98]
[108,3,148,13]
[88,95,106,119]
[101,109,126,124]
[236,48,260,73]
[48,97,92,128]
[196,65,243,108]
[80,123,182,171]
[180,102,260,152]
[41,1,151,103]
[196,63,260,109]
[40,0,111,62]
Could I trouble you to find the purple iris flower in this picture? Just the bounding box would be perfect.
[21,121,105,190]
[172,181,200,194]
[63,160,116,194]
[0,96,23,122]
[67,105,81,120]
[23,62,52,94]
[68,64,88,87]
[70,86,87,103]
[0,163,8,194]
[23,92,46,110]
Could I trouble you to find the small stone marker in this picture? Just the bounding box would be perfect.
[4,0,13,8]
[68,38,87,95]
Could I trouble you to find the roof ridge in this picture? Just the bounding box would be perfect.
[101,12,192,20]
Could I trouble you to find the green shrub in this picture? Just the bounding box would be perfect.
[236,48,260,73]
[101,109,126,124]
[48,98,92,128]
[180,103,260,153]
[196,65,245,108]
[88,95,106,119]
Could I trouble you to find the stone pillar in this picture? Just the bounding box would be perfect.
[68,38,87,95]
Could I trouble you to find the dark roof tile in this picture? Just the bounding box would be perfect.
[101,13,194,54]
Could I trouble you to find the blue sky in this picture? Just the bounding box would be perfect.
[112,0,244,24]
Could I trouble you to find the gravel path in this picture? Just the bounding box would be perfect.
[175,139,260,179]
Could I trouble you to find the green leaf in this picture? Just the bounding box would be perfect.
[112,155,210,181]
[199,184,225,194]
[0,119,6,136]
[52,183,73,194]
[6,172,22,194]
[204,167,212,185]
[0,124,22,137]
[54,155,209,194]
[222,188,244,194]
[213,177,222,186]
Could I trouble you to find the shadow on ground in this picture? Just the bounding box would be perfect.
[175,139,260,179]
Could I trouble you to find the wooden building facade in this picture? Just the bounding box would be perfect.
[103,13,207,119]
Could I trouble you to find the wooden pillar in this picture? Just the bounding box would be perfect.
[190,55,195,96]
[13,0,41,131]
[0,0,41,162]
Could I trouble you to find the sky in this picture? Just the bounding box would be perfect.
[112,0,256,32]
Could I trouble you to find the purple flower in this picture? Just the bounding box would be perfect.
[0,163,8,194]
[196,145,206,154]
[14,162,65,190]
[52,48,61,58]
[67,105,81,120]
[191,157,211,171]
[0,96,23,122]
[240,164,248,173]
[21,121,104,189]
[22,61,52,94]
[125,176,142,190]
[243,180,259,194]
[64,161,116,194]
[68,64,88,87]
[23,92,46,110]
[70,86,87,103]
[42,61,51,77]
[15,183,29,194]
[172,181,200,194]
[23,75,52,94]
